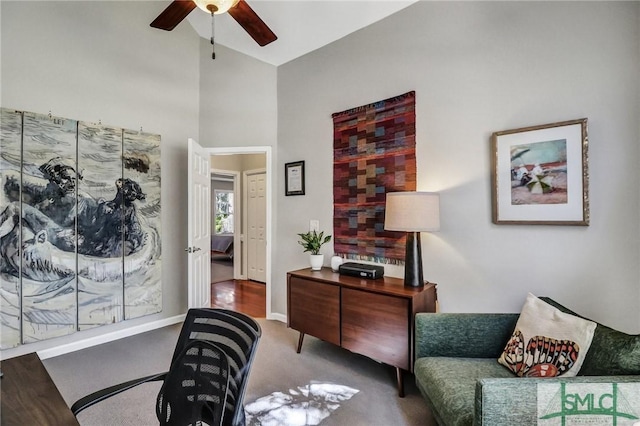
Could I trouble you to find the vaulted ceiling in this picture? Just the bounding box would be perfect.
[175,0,417,66]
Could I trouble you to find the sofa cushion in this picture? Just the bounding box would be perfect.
[498,293,596,377]
[414,357,514,426]
[540,297,640,376]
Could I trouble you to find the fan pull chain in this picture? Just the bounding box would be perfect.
[210,10,216,60]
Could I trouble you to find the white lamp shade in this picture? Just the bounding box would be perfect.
[384,192,440,232]
[194,0,240,14]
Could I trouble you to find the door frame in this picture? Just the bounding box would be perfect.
[208,146,273,319]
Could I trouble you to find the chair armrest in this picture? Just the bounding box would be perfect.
[475,375,640,426]
[71,372,167,416]
[415,313,518,359]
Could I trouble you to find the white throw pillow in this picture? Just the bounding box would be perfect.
[498,293,596,377]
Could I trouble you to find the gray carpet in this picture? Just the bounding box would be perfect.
[43,319,436,425]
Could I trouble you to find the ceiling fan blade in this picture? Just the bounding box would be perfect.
[150,0,197,31]
[228,0,277,47]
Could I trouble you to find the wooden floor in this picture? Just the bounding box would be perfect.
[211,279,266,318]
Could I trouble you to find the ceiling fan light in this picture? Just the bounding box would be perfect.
[194,0,240,15]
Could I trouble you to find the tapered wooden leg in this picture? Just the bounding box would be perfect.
[396,367,405,398]
[296,332,305,353]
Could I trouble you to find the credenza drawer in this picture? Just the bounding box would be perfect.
[288,276,340,346]
[341,288,410,370]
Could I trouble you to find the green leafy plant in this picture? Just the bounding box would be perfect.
[297,230,332,255]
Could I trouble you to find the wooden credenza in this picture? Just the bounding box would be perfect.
[287,267,437,396]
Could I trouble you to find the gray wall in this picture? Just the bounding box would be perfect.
[211,154,267,172]
[1,1,199,357]
[199,43,277,148]
[276,1,640,332]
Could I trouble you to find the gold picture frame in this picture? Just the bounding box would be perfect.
[491,118,589,225]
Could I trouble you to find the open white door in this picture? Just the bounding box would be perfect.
[187,138,211,308]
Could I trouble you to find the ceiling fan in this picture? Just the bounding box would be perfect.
[151,0,277,48]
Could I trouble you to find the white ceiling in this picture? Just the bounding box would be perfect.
[185,0,418,66]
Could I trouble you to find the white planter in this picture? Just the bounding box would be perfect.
[309,254,324,270]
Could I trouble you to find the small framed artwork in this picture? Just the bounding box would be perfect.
[491,118,589,225]
[285,160,305,196]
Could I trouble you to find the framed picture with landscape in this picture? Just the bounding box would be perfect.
[491,118,589,225]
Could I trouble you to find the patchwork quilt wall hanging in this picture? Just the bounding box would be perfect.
[332,91,416,264]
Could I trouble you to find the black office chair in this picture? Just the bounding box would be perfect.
[157,339,231,425]
[71,308,262,426]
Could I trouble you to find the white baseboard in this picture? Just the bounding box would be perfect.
[12,311,285,361]
[37,314,186,360]
[267,312,287,323]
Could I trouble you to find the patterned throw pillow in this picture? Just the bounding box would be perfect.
[498,293,597,377]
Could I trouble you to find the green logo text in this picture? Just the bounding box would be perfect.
[539,383,639,425]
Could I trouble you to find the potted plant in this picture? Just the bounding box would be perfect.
[297,230,332,270]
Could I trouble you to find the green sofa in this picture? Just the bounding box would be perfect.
[414,304,640,426]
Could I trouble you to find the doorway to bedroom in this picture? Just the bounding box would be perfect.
[210,152,267,318]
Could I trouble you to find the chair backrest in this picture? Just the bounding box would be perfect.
[156,340,230,426]
[172,308,262,426]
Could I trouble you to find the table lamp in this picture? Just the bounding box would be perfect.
[384,191,440,287]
